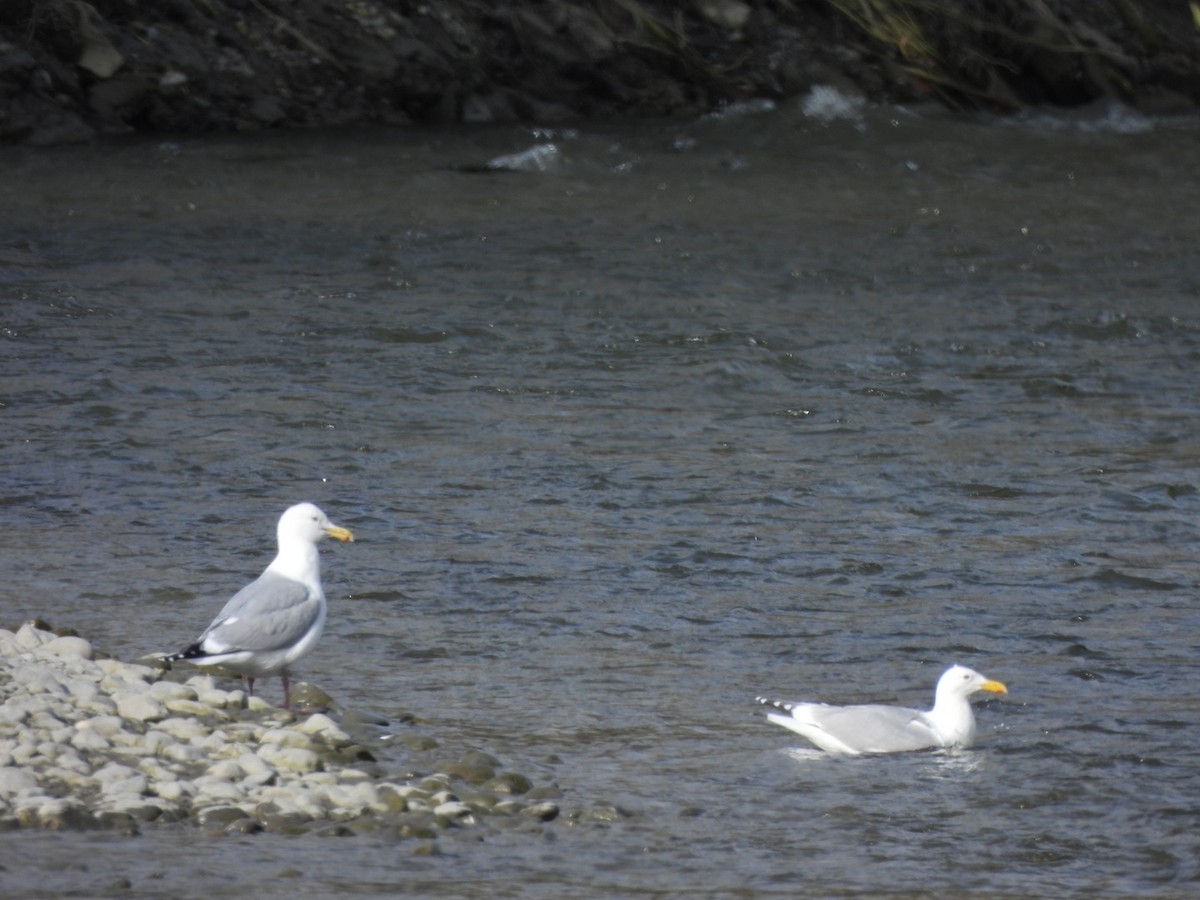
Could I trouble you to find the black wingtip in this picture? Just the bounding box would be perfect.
[164,642,207,663]
[756,696,791,713]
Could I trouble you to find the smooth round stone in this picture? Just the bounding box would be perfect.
[35,636,94,660]
[222,722,265,744]
[149,681,198,702]
[520,801,560,822]
[460,750,501,768]
[94,763,148,797]
[434,800,474,821]
[46,750,90,775]
[259,811,316,834]
[79,697,118,716]
[419,774,451,792]
[388,813,440,840]
[259,728,317,751]
[163,698,218,718]
[441,759,495,784]
[93,809,145,833]
[114,692,166,723]
[192,778,247,804]
[102,773,151,797]
[36,798,95,830]
[404,796,433,813]
[458,790,500,812]
[195,805,253,827]
[331,767,372,784]
[184,675,218,693]
[197,688,244,709]
[233,751,276,780]
[482,772,532,795]
[296,713,338,735]
[288,682,334,710]
[137,760,179,783]
[223,816,263,835]
[110,730,160,753]
[30,709,68,731]
[206,759,245,780]
[101,795,172,819]
[65,678,101,704]
[297,714,352,745]
[97,659,155,682]
[14,623,53,650]
[257,745,321,773]
[375,784,411,813]
[156,716,209,742]
[0,767,39,797]
[153,781,188,803]
[9,742,39,765]
[162,743,207,765]
[13,666,69,696]
[195,732,233,754]
[297,773,339,790]
[259,788,328,820]
[323,782,380,814]
[581,802,629,822]
[146,729,180,754]
[398,734,439,751]
[80,715,126,737]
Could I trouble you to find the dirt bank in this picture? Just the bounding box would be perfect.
[2,0,1198,144]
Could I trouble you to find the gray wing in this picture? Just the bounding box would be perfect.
[813,704,938,753]
[199,571,320,654]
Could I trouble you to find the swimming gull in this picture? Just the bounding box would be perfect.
[757,665,1007,755]
[167,502,354,709]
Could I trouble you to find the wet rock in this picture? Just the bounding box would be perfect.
[195,805,251,828]
[223,816,264,835]
[483,772,532,795]
[521,801,561,822]
[35,798,96,830]
[288,682,335,711]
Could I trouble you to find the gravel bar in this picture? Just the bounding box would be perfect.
[0,621,568,841]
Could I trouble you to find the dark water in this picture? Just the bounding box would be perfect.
[2,98,1199,897]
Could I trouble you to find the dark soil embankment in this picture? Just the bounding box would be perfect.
[2,0,1198,143]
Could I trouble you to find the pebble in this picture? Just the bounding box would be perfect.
[0,622,562,844]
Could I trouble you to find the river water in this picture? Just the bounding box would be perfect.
[2,96,1198,897]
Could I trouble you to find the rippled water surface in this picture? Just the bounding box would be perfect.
[2,102,1199,897]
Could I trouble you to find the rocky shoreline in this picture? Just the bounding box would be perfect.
[0,621,570,844]
[2,0,1199,145]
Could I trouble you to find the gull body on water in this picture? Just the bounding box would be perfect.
[757,665,1008,755]
[167,502,354,708]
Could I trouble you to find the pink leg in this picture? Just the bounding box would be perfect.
[246,676,255,697]
[282,672,291,710]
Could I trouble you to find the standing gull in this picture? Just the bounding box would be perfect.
[757,665,1007,755]
[167,502,354,709]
